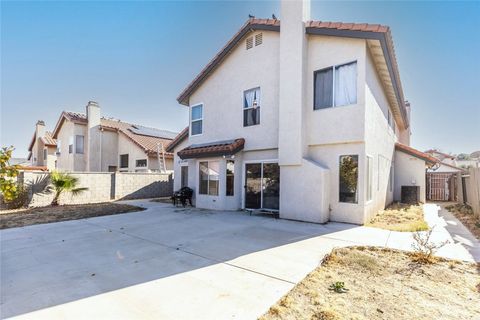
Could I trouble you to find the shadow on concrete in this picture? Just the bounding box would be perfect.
[0,203,356,318]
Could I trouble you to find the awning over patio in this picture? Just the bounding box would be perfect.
[177,138,245,159]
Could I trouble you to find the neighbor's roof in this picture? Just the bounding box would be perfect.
[177,18,408,128]
[395,143,438,165]
[177,138,245,160]
[424,149,455,159]
[165,127,189,153]
[52,111,177,157]
[28,131,57,152]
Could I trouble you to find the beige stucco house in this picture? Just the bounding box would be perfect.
[168,0,437,225]
[27,120,58,170]
[29,101,177,173]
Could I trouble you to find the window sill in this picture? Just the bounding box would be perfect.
[313,103,358,111]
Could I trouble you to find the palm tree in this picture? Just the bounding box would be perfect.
[50,171,88,206]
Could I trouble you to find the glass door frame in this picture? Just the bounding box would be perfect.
[242,159,279,211]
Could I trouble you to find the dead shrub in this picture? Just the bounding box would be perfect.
[311,309,339,320]
[411,228,449,263]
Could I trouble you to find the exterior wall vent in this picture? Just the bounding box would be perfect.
[255,33,263,46]
[246,36,253,50]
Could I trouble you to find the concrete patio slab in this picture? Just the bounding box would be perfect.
[1,201,478,319]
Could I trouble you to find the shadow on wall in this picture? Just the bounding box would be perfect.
[117,176,173,200]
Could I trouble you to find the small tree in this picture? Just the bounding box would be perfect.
[0,146,20,203]
[50,171,88,206]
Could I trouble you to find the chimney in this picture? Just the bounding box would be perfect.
[86,101,102,171]
[35,120,46,138]
[278,0,310,165]
[86,101,101,128]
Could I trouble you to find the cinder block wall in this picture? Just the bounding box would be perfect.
[114,172,173,200]
[17,171,173,207]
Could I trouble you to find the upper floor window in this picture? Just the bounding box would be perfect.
[120,154,129,168]
[244,87,260,127]
[75,135,84,154]
[191,104,203,136]
[314,61,357,110]
[43,148,47,160]
[56,140,61,155]
[68,136,74,154]
[136,159,147,167]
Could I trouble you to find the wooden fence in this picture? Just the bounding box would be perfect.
[463,168,480,217]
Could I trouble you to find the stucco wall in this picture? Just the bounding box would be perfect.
[305,35,366,146]
[189,31,280,152]
[363,47,397,221]
[394,150,426,203]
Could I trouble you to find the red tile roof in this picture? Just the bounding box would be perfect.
[178,138,245,160]
[28,131,57,152]
[100,118,175,158]
[40,132,57,146]
[51,111,176,157]
[424,149,455,160]
[165,127,189,153]
[176,18,408,128]
[395,143,438,165]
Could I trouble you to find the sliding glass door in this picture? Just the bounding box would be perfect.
[245,162,280,210]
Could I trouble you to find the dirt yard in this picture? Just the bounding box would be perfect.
[0,202,145,229]
[260,246,480,320]
[366,203,428,232]
[446,203,480,240]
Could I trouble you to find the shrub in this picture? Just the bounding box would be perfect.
[411,228,449,263]
[0,146,20,204]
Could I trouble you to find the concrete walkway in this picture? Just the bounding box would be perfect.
[1,201,478,319]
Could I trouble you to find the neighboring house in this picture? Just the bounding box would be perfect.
[29,101,177,172]
[424,149,456,165]
[168,0,434,225]
[27,121,58,170]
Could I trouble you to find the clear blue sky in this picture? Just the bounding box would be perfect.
[1,1,479,158]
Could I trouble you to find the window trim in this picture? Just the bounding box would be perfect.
[366,155,373,202]
[68,136,74,154]
[75,135,84,154]
[313,60,357,110]
[243,87,261,127]
[119,154,129,169]
[135,159,147,168]
[198,160,220,196]
[190,103,204,136]
[226,160,235,196]
[339,154,359,204]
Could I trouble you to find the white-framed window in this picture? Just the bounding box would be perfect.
[120,154,129,168]
[136,159,147,167]
[339,155,358,204]
[56,140,61,155]
[366,155,373,201]
[314,61,357,109]
[75,135,84,154]
[190,104,203,136]
[389,162,394,192]
[68,136,74,154]
[243,87,260,127]
[226,160,234,196]
[199,161,219,196]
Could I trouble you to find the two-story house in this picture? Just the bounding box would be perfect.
[29,101,177,172]
[27,120,58,170]
[168,0,436,224]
